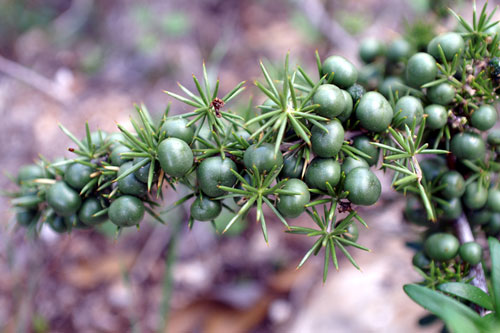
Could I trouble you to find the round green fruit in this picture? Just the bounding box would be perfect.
[17,164,45,185]
[322,55,358,88]
[379,77,408,99]
[359,38,385,63]
[463,181,488,210]
[440,197,462,221]
[160,117,195,144]
[197,156,237,197]
[412,251,430,269]
[427,83,455,105]
[406,52,437,87]
[470,105,497,131]
[356,91,393,132]
[305,158,341,191]
[341,156,369,175]
[466,209,492,225]
[277,179,310,218]
[353,135,378,166]
[190,196,222,221]
[280,155,304,179]
[424,104,448,129]
[16,208,37,227]
[394,96,424,127]
[157,138,194,177]
[78,197,106,226]
[64,162,93,191]
[424,233,459,261]
[343,222,359,242]
[244,143,283,174]
[117,162,148,197]
[47,214,68,233]
[234,130,251,143]
[450,132,486,161]
[109,195,145,227]
[133,158,157,184]
[357,64,383,88]
[312,84,346,118]
[311,119,345,158]
[387,38,412,62]
[427,32,464,61]
[344,167,381,206]
[46,181,82,217]
[459,242,482,265]
[487,188,500,212]
[488,213,500,234]
[110,145,131,166]
[439,171,465,199]
[487,129,500,145]
[337,90,353,122]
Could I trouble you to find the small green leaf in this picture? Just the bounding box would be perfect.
[489,237,500,314]
[438,282,494,311]
[404,284,484,333]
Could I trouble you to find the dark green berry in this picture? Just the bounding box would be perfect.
[311,119,345,158]
[322,55,358,88]
[424,105,448,130]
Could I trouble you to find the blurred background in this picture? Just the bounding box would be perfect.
[0,0,490,332]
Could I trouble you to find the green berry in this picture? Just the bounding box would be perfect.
[46,181,82,217]
[197,156,237,198]
[359,38,385,63]
[427,32,464,61]
[305,158,341,191]
[463,181,488,210]
[277,179,310,218]
[470,105,498,131]
[356,92,393,132]
[487,188,500,212]
[78,197,106,226]
[190,196,222,221]
[387,38,412,62]
[439,171,465,199]
[440,197,462,221]
[459,242,482,265]
[394,96,424,127]
[244,143,283,174]
[424,233,459,261]
[109,195,145,227]
[312,84,346,118]
[341,156,369,176]
[160,117,195,144]
[322,55,358,88]
[450,132,486,161]
[424,105,448,129]
[157,138,194,177]
[344,167,381,206]
[427,83,455,105]
[311,119,345,158]
[117,162,148,197]
[406,52,437,88]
